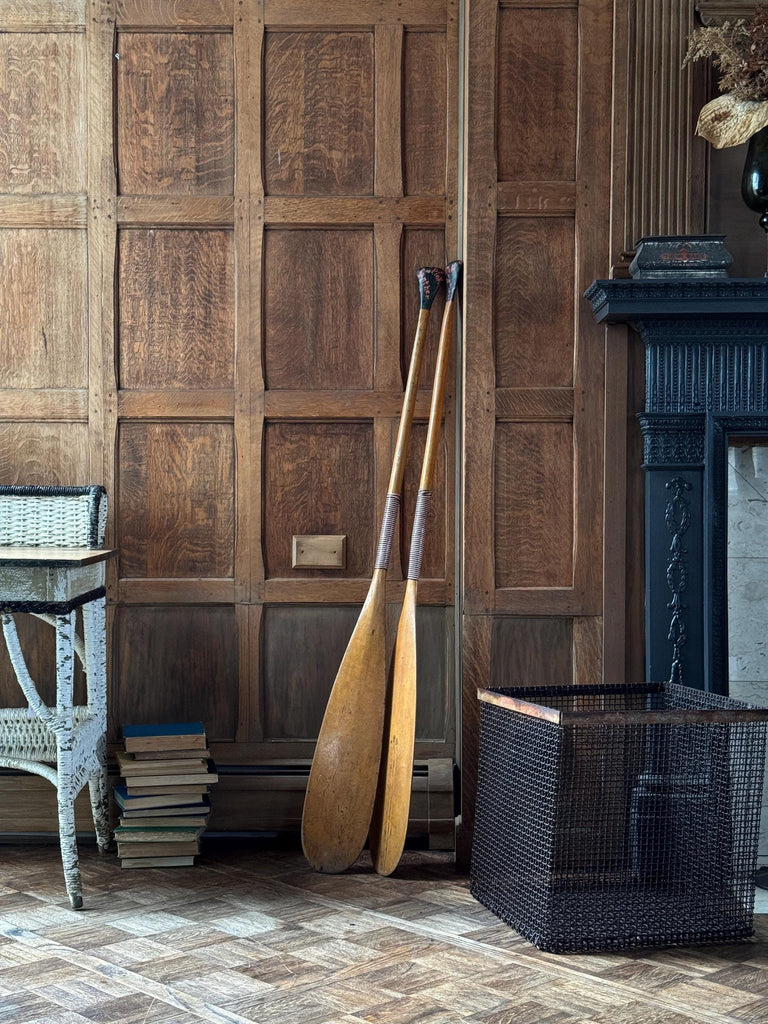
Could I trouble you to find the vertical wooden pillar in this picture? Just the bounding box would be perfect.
[614,0,708,265]
[234,0,265,742]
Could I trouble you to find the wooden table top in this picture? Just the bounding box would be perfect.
[0,547,117,568]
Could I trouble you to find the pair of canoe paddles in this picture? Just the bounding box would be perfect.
[301,260,462,876]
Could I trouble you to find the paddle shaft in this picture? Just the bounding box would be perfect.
[301,267,444,873]
[388,272,444,496]
[375,304,434,573]
[371,261,461,876]
[408,261,461,575]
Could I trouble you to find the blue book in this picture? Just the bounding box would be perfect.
[122,722,206,753]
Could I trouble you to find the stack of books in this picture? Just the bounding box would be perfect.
[113,722,218,869]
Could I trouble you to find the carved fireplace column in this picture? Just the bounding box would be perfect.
[586,277,768,693]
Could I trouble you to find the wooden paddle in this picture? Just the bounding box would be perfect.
[370,259,462,877]
[301,266,445,873]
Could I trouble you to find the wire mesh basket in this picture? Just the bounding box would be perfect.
[470,682,768,953]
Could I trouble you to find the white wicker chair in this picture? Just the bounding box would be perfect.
[0,485,112,908]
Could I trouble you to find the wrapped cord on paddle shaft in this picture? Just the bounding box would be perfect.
[374,493,401,570]
[407,489,431,580]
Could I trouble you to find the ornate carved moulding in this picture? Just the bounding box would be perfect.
[695,1,759,25]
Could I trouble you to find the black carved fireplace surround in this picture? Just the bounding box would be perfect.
[586,279,768,694]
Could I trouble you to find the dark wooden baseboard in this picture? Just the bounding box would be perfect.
[0,759,456,849]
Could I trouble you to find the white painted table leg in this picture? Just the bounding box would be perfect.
[55,611,83,910]
[82,598,111,852]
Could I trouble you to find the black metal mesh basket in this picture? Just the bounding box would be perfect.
[470,683,768,953]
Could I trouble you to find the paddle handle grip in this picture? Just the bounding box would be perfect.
[374,492,401,569]
[406,489,431,580]
[418,266,444,309]
[418,260,461,491]
[444,259,461,302]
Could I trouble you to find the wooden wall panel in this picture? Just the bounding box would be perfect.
[491,616,573,687]
[412,606,450,740]
[0,615,81,709]
[263,421,375,579]
[494,421,574,589]
[118,422,235,578]
[496,7,578,182]
[0,33,86,194]
[0,775,116,835]
[118,229,234,390]
[403,31,447,197]
[0,8,93,533]
[0,423,89,486]
[261,605,361,739]
[261,604,449,746]
[0,230,87,388]
[461,0,613,865]
[386,603,454,744]
[0,0,457,838]
[115,1,230,28]
[114,605,237,741]
[116,32,234,196]
[494,217,575,388]
[0,1,86,32]
[457,613,489,864]
[263,31,375,196]
[263,229,374,390]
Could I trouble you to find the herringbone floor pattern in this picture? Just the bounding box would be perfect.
[0,840,767,1024]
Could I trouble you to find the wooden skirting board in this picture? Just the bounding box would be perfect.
[209,759,456,851]
[0,759,456,851]
[0,773,122,834]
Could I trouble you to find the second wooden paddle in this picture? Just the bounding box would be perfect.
[370,259,461,877]
[301,266,445,873]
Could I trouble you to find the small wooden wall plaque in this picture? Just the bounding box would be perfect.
[292,535,347,569]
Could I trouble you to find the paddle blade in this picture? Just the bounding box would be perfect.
[370,582,418,876]
[302,572,388,873]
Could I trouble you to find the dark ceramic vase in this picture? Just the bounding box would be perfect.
[741,123,768,236]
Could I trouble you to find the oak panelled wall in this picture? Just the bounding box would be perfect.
[0,6,92,717]
[0,0,458,833]
[0,0,651,855]
[118,230,235,391]
[459,0,613,860]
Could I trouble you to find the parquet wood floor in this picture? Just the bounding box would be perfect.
[0,839,767,1024]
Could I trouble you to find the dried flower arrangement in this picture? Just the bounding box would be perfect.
[684,4,768,147]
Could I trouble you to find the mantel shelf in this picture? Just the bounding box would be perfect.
[585,279,768,324]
